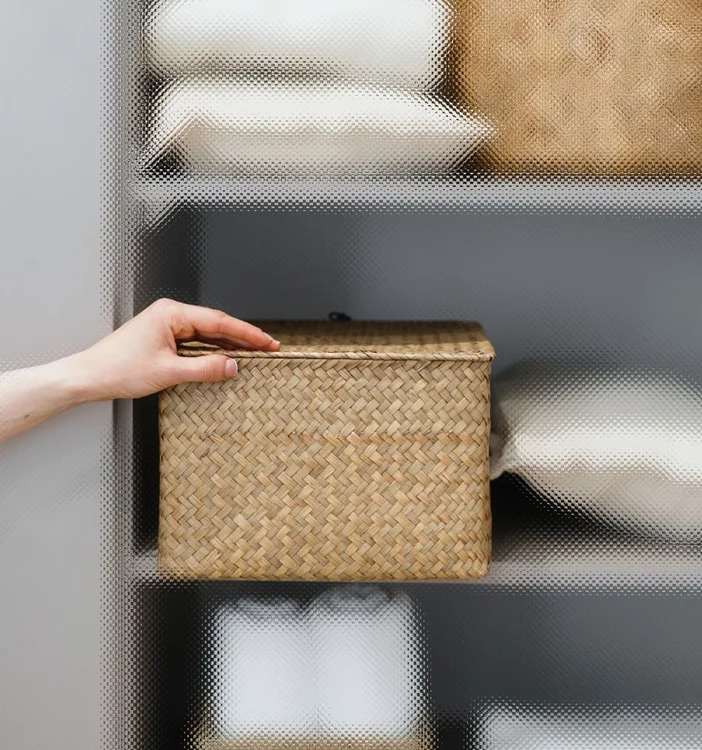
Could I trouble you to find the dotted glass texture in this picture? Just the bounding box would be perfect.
[102,1,702,749]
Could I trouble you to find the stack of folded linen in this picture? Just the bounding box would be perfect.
[145,0,491,175]
[490,361,702,543]
[208,598,313,744]
[201,587,426,749]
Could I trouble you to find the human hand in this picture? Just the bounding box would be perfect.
[66,298,280,402]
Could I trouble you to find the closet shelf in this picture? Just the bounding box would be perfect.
[129,174,702,220]
[128,539,702,592]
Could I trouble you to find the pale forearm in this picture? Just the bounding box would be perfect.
[0,356,92,443]
[0,299,278,444]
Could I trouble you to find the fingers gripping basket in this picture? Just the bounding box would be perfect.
[159,321,495,581]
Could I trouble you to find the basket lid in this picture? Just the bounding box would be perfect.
[178,320,494,361]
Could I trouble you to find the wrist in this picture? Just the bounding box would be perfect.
[47,353,101,407]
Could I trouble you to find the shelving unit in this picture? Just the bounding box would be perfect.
[124,162,702,750]
[128,512,702,594]
[125,191,702,750]
[131,173,702,222]
[117,2,702,750]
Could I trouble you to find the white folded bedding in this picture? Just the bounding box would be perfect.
[309,586,422,741]
[145,0,451,89]
[148,78,491,175]
[207,589,423,745]
[491,361,702,543]
[211,598,313,739]
[477,704,702,750]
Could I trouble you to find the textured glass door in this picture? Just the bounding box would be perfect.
[2,0,701,748]
[114,1,702,748]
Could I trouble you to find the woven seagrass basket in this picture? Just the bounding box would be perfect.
[455,0,702,174]
[158,321,494,581]
[196,734,428,750]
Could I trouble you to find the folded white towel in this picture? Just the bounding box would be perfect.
[149,77,491,175]
[491,361,702,542]
[145,0,451,89]
[207,589,425,745]
[210,598,313,739]
[309,586,423,742]
[478,705,702,750]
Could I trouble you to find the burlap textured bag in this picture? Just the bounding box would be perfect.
[455,0,702,174]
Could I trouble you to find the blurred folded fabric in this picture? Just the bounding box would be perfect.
[491,361,702,543]
[309,586,423,743]
[145,0,450,89]
[211,598,313,740]
[149,78,491,175]
[204,589,425,749]
[476,703,702,749]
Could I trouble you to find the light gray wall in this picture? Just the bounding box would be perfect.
[0,0,106,748]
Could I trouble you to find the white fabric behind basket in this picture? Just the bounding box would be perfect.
[145,0,451,89]
[148,78,491,175]
[490,361,702,543]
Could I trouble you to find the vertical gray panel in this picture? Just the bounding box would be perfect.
[0,1,105,749]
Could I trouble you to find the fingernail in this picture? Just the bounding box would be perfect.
[224,358,238,378]
[271,339,281,348]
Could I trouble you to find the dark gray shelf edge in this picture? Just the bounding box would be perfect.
[129,174,702,218]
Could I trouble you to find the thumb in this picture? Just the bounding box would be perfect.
[172,354,238,384]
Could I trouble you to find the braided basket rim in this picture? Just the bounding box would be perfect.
[178,320,495,362]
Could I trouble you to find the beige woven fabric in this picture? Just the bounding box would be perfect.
[159,322,493,581]
[179,320,495,359]
[455,0,702,174]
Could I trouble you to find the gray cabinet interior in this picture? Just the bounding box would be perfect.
[128,205,702,748]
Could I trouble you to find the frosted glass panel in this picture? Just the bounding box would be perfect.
[107,1,702,749]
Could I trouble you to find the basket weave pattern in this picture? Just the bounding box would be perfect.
[456,0,702,174]
[159,322,494,581]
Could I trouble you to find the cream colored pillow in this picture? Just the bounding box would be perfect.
[148,77,492,176]
[491,361,702,543]
[145,0,450,90]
